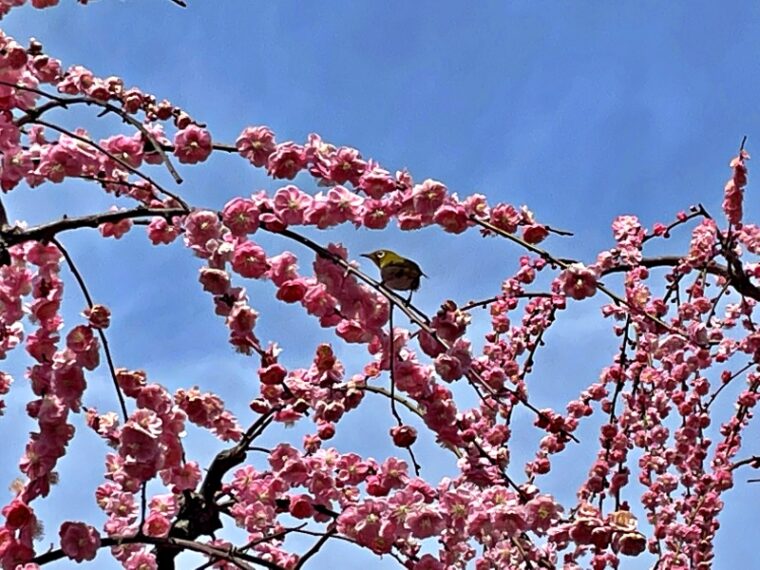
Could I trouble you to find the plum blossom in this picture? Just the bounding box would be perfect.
[59,522,100,562]
[173,125,212,164]
[557,263,598,300]
[236,126,276,167]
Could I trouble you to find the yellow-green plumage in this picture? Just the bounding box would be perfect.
[361,249,426,294]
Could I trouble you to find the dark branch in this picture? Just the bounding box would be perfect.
[52,237,129,420]
[0,206,187,247]
[32,534,279,570]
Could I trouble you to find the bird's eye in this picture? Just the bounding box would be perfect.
[377,251,385,258]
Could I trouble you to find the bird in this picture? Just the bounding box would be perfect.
[361,249,426,301]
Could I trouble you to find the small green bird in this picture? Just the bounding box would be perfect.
[361,249,426,300]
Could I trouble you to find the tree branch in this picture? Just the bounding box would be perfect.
[32,534,280,570]
[0,206,186,247]
[52,237,129,421]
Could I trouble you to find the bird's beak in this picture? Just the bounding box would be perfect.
[360,253,371,259]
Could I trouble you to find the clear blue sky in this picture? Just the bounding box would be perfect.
[2,1,759,568]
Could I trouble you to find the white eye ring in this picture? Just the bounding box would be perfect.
[377,251,385,258]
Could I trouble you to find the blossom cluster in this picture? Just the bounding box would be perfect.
[0,18,759,570]
[222,445,565,569]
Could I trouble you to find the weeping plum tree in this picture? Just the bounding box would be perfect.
[0,2,759,569]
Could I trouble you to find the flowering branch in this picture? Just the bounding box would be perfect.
[33,534,279,570]
[51,237,128,420]
[0,206,186,246]
[6,80,184,184]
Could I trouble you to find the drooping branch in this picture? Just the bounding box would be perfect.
[641,203,711,243]
[6,81,184,185]
[31,119,189,209]
[52,237,129,421]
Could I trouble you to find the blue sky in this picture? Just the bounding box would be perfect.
[2,1,760,568]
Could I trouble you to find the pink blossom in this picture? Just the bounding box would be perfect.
[360,167,396,198]
[2,498,33,530]
[435,340,472,382]
[558,263,598,300]
[414,554,445,570]
[183,210,222,256]
[124,551,157,570]
[361,198,394,229]
[336,319,373,343]
[160,461,201,492]
[612,530,646,556]
[259,363,287,385]
[273,185,312,225]
[142,512,170,537]
[326,186,363,224]
[101,133,143,168]
[394,360,433,398]
[325,146,366,185]
[302,283,339,324]
[59,521,100,562]
[305,189,362,228]
[723,150,749,225]
[434,201,469,233]
[222,197,260,236]
[490,203,522,233]
[266,252,299,286]
[406,505,445,538]
[411,179,447,215]
[38,136,98,182]
[115,369,146,398]
[173,125,212,164]
[227,302,258,335]
[288,494,315,519]
[148,494,179,518]
[66,325,95,353]
[230,241,269,278]
[52,364,86,411]
[174,387,242,441]
[683,219,717,269]
[525,494,562,532]
[147,217,180,245]
[121,88,144,113]
[523,223,549,244]
[276,278,309,303]
[236,126,276,167]
[82,304,111,329]
[390,425,417,447]
[199,267,231,295]
[267,142,307,179]
[1,146,32,191]
[0,534,34,568]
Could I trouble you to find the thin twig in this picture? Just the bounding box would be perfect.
[705,361,756,410]
[293,525,337,570]
[359,385,424,417]
[33,119,189,209]
[459,292,552,312]
[641,204,711,243]
[472,216,685,335]
[387,306,421,475]
[52,237,128,420]
[7,81,184,185]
